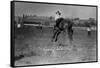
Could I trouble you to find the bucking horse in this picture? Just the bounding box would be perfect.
[52,17,73,43]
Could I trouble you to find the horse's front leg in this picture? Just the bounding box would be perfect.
[53,25,57,33]
[54,30,61,42]
[52,29,58,41]
[52,29,60,42]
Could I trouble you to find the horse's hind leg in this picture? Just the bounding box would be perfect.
[68,31,73,44]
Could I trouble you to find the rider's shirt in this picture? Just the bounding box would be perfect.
[55,14,61,21]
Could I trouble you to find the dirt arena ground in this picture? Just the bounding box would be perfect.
[14,26,97,66]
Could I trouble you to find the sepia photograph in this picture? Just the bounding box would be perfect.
[11,1,97,67]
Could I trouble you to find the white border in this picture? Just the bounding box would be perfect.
[0,0,99,68]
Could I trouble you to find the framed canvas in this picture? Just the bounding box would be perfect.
[11,1,98,67]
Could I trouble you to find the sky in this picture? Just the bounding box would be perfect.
[15,2,97,19]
